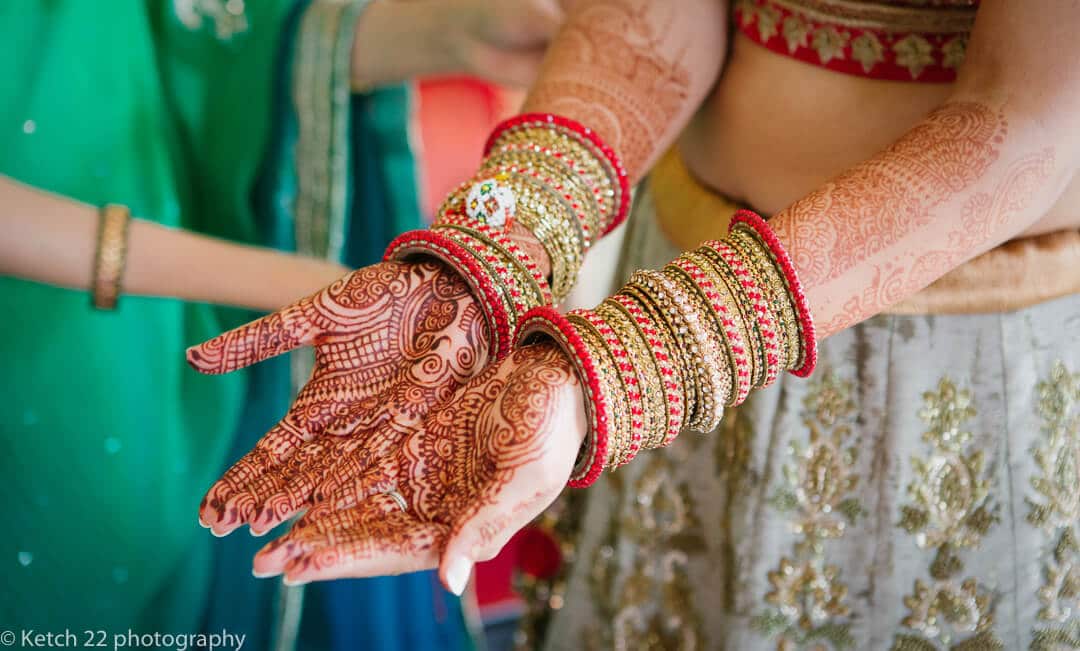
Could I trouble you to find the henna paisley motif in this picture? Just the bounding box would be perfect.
[189,260,491,535]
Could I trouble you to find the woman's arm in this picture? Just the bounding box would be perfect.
[350,0,565,89]
[523,0,728,179]
[772,0,1080,336]
[0,176,349,312]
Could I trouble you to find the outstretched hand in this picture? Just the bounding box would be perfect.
[188,260,489,536]
[249,342,584,594]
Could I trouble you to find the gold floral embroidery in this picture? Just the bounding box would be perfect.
[851,33,886,73]
[892,378,1002,650]
[812,26,850,65]
[757,4,783,41]
[894,34,936,79]
[754,371,860,650]
[1028,362,1080,648]
[586,455,706,651]
[782,14,812,53]
[942,36,968,70]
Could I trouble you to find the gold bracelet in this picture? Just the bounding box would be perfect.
[91,204,131,310]
[727,228,794,375]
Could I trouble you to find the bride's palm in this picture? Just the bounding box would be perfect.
[189,260,488,535]
[249,343,583,592]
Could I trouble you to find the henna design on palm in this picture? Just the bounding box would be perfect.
[188,260,489,535]
[249,343,584,592]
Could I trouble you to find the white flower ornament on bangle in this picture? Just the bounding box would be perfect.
[466,176,516,229]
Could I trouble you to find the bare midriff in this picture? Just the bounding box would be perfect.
[678,32,1080,238]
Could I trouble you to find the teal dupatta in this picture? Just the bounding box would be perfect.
[204,2,471,650]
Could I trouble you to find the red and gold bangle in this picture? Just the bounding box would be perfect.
[726,228,793,378]
[486,113,630,234]
[609,293,684,449]
[91,204,131,310]
[703,241,782,390]
[662,265,735,429]
[433,213,553,306]
[579,307,642,467]
[668,254,746,408]
[385,230,513,360]
[630,269,727,433]
[596,300,664,463]
[516,307,614,488]
[730,210,818,377]
[434,225,543,318]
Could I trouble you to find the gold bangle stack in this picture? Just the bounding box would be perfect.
[91,204,132,311]
[517,216,814,482]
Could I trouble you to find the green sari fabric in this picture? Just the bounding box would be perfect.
[0,0,292,632]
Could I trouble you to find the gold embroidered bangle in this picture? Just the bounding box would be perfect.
[662,265,733,431]
[91,204,132,310]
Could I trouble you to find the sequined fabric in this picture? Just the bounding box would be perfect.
[535,189,1080,650]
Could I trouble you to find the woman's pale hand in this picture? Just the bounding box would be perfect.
[249,342,585,594]
[443,0,565,87]
[188,260,489,536]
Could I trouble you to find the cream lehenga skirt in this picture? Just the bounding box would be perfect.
[527,187,1080,651]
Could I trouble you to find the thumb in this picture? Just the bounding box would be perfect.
[438,491,552,595]
[186,296,319,374]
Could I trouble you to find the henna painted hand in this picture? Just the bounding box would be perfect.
[250,342,585,594]
[188,260,489,536]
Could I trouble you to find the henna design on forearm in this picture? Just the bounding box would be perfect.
[194,260,491,533]
[254,343,579,581]
[524,0,695,176]
[770,101,1061,336]
[773,102,1007,289]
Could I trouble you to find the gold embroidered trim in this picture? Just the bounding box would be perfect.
[767,0,977,33]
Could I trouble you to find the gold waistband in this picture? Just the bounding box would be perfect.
[648,147,1080,314]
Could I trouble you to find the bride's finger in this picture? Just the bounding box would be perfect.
[245,435,342,535]
[253,494,413,574]
[186,297,319,375]
[199,421,306,534]
[283,517,447,584]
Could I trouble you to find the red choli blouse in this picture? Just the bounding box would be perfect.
[734,0,980,82]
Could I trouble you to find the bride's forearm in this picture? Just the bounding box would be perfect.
[0,176,348,312]
[523,0,728,182]
[771,1,1080,337]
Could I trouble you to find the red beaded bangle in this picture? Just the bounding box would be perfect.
[730,210,818,377]
[435,212,554,307]
[710,241,783,389]
[516,306,610,488]
[582,308,643,467]
[385,230,513,361]
[610,293,685,447]
[486,113,631,234]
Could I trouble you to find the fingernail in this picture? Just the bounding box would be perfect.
[197,517,211,529]
[210,528,229,538]
[252,568,279,579]
[249,526,269,538]
[446,557,473,596]
[282,576,310,587]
